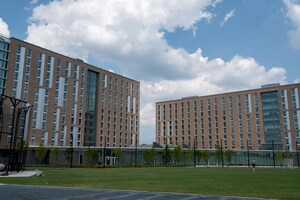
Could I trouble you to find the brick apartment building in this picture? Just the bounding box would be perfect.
[0,35,140,150]
[156,83,300,151]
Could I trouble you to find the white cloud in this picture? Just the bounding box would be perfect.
[26,0,214,80]
[30,0,39,5]
[220,9,235,26]
[211,0,223,7]
[140,53,287,143]
[0,18,10,37]
[283,0,300,49]
[26,0,287,144]
[294,78,300,83]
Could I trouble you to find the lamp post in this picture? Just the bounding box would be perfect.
[135,133,138,167]
[7,96,24,173]
[193,138,196,167]
[103,136,106,168]
[70,133,73,169]
[0,95,7,141]
[165,136,168,167]
[247,139,250,168]
[296,140,299,168]
[0,94,26,175]
[272,140,275,168]
[221,138,224,168]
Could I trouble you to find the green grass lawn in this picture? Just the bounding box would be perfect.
[1,167,299,199]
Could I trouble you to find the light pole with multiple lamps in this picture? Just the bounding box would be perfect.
[0,94,26,175]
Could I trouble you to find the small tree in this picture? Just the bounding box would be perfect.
[85,148,99,167]
[113,148,122,165]
[225,149,233,165]
[143,147,157,166]
[186,146,193,165]
[50,147,60,166]
[284,148,291,159]
[36,144,47,164]
[275,150,283,166]
[215,147,223,165]
[162,145,172,166]
[64,148,73,164]
[195,150,202,164]
[143,149,151,166]
[201,150,210,165]
[22,142,29,160]
[19,142,29,164]
[173,145,182,165]
[150,147,157,166]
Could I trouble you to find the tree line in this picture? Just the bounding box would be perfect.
[27,143,298,167]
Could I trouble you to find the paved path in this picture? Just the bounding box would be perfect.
[0,184,265,200]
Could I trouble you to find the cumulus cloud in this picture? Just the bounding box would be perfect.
[0,18,10,37]
[140,53,287,142]
[26,0,214,80]
[26,0,287,143]
[284,0,300,49]
[220,9,235,26]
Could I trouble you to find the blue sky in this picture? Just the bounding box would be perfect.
[0,0,299,144]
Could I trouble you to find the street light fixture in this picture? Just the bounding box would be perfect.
[296,140,299,168]
[0,94,26,175]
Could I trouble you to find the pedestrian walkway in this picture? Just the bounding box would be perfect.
[0,170,36,177]
[0,185,266,200]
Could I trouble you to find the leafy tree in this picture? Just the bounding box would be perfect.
[85,148,99,167]
[195,150,202,164]
[50,147,60,165]
[215,147,223,165]
[18,142,29,164]
[173,145,182,165]
[64,148,73,163]
[275,150,283,166]
[36,144,47,164]
[150,147,157,166]
[22,142,29,160]
[185,146,193,164]
[143,149,151,166]
[225,149,233,165]
[16,142,29,171]
[284,148,291,159]
[162,145,172,166]
[113,148,122,165]
[143,147,157,166]
[201,150,210,165]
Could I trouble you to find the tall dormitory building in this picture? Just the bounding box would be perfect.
[156,83,300,151]
[0,35,140,149]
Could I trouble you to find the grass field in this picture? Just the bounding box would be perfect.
[0,167,299,199]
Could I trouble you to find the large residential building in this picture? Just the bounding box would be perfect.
[156,83,300,151]
[0,35,140,150]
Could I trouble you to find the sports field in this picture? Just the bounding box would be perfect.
[0,167,299,199]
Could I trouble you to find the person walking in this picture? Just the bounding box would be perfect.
[251,160,256,172]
